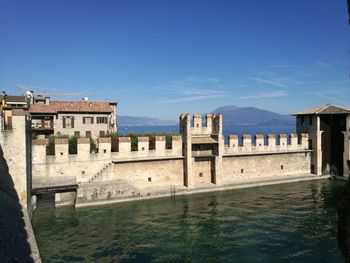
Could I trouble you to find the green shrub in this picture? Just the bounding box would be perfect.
[129,133,138,151]
[68,136,80,154]
[101,133,118,152]
[124,132,178,150]
[90,138,97,153]
[46,136,55,155]
[46,134,69,155]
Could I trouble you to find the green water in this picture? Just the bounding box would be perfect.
[32,180,345,262]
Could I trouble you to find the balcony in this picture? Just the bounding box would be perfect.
[32,120,54,131]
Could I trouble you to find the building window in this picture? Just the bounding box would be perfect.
[148,177,152,182]
[99,131,105,137]
[281,165,284,170]
[199,172,203,177]
[309,116,312,125]
[241,169,244,174]
[83,117,94,124]
[97,117,107,124]
[74,131,80,136]
[66,118,71,128]
[301,116,305,126]
[63,116,74,129]
[86,131,91,138]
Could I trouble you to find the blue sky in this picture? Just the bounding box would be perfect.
[0,0,349,120]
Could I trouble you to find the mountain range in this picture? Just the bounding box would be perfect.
[211,105,295,125]
[118,105,295,126]
[117,115,176,126]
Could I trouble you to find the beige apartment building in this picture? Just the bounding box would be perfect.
[29,98,117,139]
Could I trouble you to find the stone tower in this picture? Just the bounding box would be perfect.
[179,113,224,188]
[294,104,350,177]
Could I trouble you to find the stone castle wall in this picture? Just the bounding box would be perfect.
[32,136,182,179]
[32,113,312,206]
[0,113,41,263]
[0,112,33,210]
[222,133,311,183]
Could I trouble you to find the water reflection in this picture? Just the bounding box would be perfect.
[338,179,350,263]
[32,180,344,262]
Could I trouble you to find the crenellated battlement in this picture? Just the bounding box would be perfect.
[225,133,309,154]
[32,135,183,163]
[179,113,223,135]
[32,135,184,184]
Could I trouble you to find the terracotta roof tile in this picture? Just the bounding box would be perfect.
[29,101,114,114]
[293,104,350,115]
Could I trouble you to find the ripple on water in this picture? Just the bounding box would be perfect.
[32,180,345,262]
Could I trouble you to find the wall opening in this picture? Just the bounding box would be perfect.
[211,157,216,184]
[36,193,55,208]
[311,164,315,174]
[320,114,346,176]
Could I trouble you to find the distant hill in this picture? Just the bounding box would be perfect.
[212,105,295,125]
[118,115,177,126]
[118,105,294,126]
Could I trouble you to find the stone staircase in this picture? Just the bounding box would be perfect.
[88,162,113,183]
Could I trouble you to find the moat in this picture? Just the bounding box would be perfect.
[32,179,344,262]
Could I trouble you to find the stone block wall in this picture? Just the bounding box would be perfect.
[32,135,184,187]
[0,113,32,209]
[222,152,311,184]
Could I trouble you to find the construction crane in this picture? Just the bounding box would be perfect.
[15,84,89,98]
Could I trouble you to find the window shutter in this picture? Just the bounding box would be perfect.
[83,117,86,124]
[63,117,66,128]
[71,117,75,128]
[105,117,107,124]
[97,117,99,124]
[91,117,94,124]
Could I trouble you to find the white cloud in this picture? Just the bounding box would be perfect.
[239,90,288,100]
[248,77,287,88]
[154,76,230,104]
[313,59,334,70]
